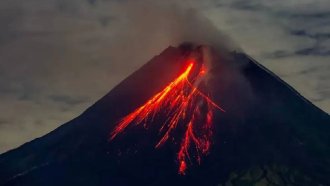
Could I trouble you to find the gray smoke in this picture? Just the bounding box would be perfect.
[107,0,240,69]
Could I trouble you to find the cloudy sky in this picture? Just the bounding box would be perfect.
[0,0,329,153]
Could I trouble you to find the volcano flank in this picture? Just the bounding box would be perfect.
[0,44,330,186]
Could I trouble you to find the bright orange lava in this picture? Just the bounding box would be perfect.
[110,59,224,175]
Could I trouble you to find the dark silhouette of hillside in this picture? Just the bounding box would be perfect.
[1,45,329,186]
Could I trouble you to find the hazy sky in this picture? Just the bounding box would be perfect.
[0,0,329,153]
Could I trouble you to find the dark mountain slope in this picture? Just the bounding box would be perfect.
[0,45,329,186]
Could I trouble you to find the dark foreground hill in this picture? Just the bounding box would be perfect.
[0,45,329,186]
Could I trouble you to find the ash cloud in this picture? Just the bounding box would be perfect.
[106,0,240,69]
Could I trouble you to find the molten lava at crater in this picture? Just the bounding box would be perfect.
[110,53,224,175]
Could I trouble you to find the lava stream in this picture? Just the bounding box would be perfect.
[110,58,224,175]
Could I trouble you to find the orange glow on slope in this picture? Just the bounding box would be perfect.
[110,58,224,175]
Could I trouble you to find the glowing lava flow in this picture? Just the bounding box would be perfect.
[110,59,224,175]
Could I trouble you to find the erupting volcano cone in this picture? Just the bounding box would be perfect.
[0,44,330,186]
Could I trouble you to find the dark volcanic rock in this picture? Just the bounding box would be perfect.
[0,46,329,186]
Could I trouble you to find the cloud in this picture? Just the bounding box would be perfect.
[290,30,330,39]
[49,94,89,106]
[262,50,293,59]
[263,44,330,58]
[295,46,330,56]
[0,118,9,127]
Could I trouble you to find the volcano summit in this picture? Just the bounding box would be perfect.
[0,44,330,186]
[110,46,226,175]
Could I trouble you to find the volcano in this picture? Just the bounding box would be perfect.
[0,44,330,186]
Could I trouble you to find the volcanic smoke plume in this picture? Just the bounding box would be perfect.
[110,47,225,174]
